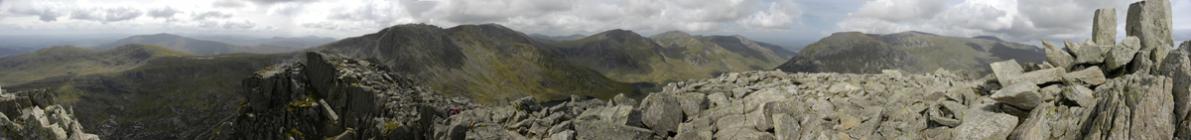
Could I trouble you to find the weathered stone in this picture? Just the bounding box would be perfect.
[676,93,706,118]
[573,121,653,140]
[1126,0,1174,73]
[1069,41,1107,64]
[1044,41,1075,69]
[955,108,1019,140]
[1085,74,1175,140]
[549,130,574,140]
[641,93,682,135]
[1003,68,1065,86]
[613,93,637,106]
[1011,103,1054,140]
[1107,36,1143,70]
[1063,66,1107,86]
[713,128,776,140]
[1063,85,1097,107]
[772,113,801,140]
[706,92,729,108]
[576,105,635,125]
[1093,8,1117,45]
[1159,43,1191,126]
[992,83,1043,110]
[990,60,1024,86]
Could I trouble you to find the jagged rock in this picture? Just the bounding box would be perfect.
[613,94,637,106]
[714,128,775,140]
[1093,8,1117,45]
[1108,36,1143,70]
[1159,42,1191,127]
[1064,66,1107,86]
[772,113,800,140]
[0,90,98,140]
[1069,41,1107,64]
[1085,74,1175,139]
[991,60,1025,86]
[641,93,682,135]
[1011,103,1054,140]
[577,105,634,126]
[954,108,1018,140]
[1044,41,1075,69]
[549,130,574,140]
[675,93,706,119]
[992,83,1043,110]
[1064,85,1097,107]
[1126,0,1174,73]
[1002,68,1064,86]
[573,120,654,140]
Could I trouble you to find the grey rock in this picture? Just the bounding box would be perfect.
[1159,44,1191,126]
[573,121,654,140]
[1093,8,1117,45]
[613,93,637,107]
[576,105,634,126]
[713,128,776,140]
[549,130,573,140]
[1064,66,1107,86]
[992,83,1043,110]
[1011,103,1054,140]
[772,113,801,140]
[1085,74,1175,140]
[990,60,1025,86]
[954,108,1019,140]
[1126,0,1174,73]
[675,93,706,119]
[1003,68,1065,86]
[1107,36,1143,71]
[640,93,682,135]
[1070,41,1107,64]
[1063,85,1098,107]
[1044,41,1076,69]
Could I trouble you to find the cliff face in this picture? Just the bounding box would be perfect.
[0,89,99,140]
[230,52,475,139]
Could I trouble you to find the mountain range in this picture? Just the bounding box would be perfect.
[778,31,1045,77]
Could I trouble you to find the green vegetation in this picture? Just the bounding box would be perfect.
[779,31,1045,77]
[0,44,188,85]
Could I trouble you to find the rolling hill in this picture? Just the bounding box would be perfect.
[548,30,795,83]
[313,24,635,103]
[777,31,1045,77]
[0,44,188,85]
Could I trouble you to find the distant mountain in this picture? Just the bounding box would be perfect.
[313,24,635,103]
[193,35,336,49]
[11,53,290,139]
[0,47,33,57]
[529,33,585,43]
[102,33,238,55]
[547,30,795,83]
[0,44,188,85]
[777,31,1044,77]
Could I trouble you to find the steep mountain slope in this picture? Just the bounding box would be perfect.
[10,53,291,139]
[0,44,188,85]
[0,47,32,57]
[313,24,634,103]
[778,31,1045,77]
[549,30,794,83]
[102,33,239,55]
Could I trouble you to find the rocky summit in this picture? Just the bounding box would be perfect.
[0,88,99,140]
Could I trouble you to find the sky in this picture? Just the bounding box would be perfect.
[0,0,1189,48]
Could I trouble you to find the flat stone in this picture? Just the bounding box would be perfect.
[1093,8,1117,45]
[1063,66,1107,86]
[713,128,776,140]
[573,121,654,140]
[1063,85,1097,107]
[641,93,682,135]
[1043,41,1075,69]
[676,93,707,118]
[990,60,1025,86]
[1069,41,1107,64]
[549,130,574,140]
[955,108,1019,140]
[1003,68,1065,86]
[1107,36,1142,70]
[991,83,1043,110]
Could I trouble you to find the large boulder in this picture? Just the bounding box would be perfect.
[1125,0,1174,73]
[640,93,683,135]
[992,82,1043,110]
[990,60,1025,86]
[954,108,1019,140]
[1085,74,1175,139]
[1063,66,1107,86]
[1043,41,1076,69]
[573,120,654,140]
[1093,8,1117,45]
[1107,37,1143,71]
[1002,68,1065,86]
[1159,41,1191,128]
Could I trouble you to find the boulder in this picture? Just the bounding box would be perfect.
[1002,68,1065,86]
[772,113,801,140]
[549,130,574,140]
[1063,66,1107,86]
[1085,74,1175,139]
[1063,85,1097,107]
[613,93,637,106]
[573,120,654,140]
[1011,103,1055,140]
[1044,41,1076,69]
[713,128,776,140]
[576,105,635,126]
[992,83,1043,110]
[1069,41,1107,64]
[1093,8,1117,45]
[1107,36,1143,71]
[676,93,706,118]
[1125,0,1174,73]
[1158,43,1191,126]
[990,60,1024,86]
[641,93,683,135]
[955,108,1018,140]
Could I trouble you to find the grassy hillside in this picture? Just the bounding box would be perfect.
[103,33,239,55]
[10,53,292,139]
[0,44,188,85]
[548,30,795,84]
[315,24,635,103]
[778,31,1044,77]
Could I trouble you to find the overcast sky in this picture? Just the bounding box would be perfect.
[0,0,1189,47]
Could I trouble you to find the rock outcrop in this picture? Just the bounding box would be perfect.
[0,89,99,140]
[230,52,475,139]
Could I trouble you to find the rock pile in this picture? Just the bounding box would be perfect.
[230,52,476,139]
[0,89,99,140]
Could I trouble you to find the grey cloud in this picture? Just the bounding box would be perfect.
[245,0,315,5]
[213,0,248,8]
[70,7,142,22]
[198,20,255,29]
[839,0,1135,42]
[193,11,232,21]
[147,8,179,19]
[9,8,63,22]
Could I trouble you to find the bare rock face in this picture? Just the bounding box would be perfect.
[1093,8,1117,45]
[1044,41,1076,69]
[1126,0,1174,73]
[1085,74,1175,140]
[1108,37,1143,71]
[1160,41,1191,137]
[0,89,99,140]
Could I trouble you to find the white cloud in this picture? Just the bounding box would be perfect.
[839,0,1135,42]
